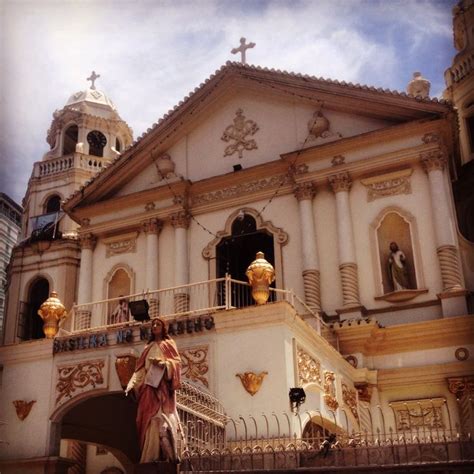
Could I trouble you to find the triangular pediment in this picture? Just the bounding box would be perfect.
[64,62,450,214]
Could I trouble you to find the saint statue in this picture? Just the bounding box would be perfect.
[108,297,131,324]
[388,242,409,291]
[125,317,183,464]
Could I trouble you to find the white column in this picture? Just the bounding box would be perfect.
[171,211,190,313]
[143,218,162,291]
[328,172,361,312]
[422,150,467,316]
[76,233,96,329]
[294,182,321,313]
[77,233,96,304]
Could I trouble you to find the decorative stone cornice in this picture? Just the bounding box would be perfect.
[328,171,352,193]
[171,211,191,229]
[421,150,447,173]
[142,218,163,235]
[293,182,316,201]
[79,233,97,250]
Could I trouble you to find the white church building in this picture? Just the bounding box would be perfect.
[1,2,473,473]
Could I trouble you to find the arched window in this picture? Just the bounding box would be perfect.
[115,137,121,152]
[63,125,78,155]
[45,194,61,214]
[17,277,49,340]
[87,130,107,157]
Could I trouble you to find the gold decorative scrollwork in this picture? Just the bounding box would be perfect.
[56,360,105,405]
[342,382,358,420]
[236,371,268,396]
[323,370,339,411]
[297,348,321,386]
[181,346,209,388]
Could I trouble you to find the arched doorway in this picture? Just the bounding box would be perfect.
[216,214,275,281]
[18,277,49,340]
[60,393,139,470]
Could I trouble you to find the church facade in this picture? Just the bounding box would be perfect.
[1,3,473,473]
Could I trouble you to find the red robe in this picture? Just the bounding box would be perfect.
[134,338,181,450]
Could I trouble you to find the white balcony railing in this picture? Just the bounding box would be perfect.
[68,276,338,348]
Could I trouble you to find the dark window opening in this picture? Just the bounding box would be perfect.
[17,278,49,340]
[87,130,107,157]
[45,195,61,214]
[63,125,78,155]
[115,137,121,152]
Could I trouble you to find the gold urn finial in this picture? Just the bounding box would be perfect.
[37,291,67,339]
[245,251,275,305]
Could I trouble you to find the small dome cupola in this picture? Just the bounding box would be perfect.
[44,71,133,162]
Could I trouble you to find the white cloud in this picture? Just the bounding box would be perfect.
[0,0,456,203]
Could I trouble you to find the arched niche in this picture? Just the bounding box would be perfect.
[370,207,427,302]
[202,207,288,289]
[103,264,135,324]
[63,123,78,155]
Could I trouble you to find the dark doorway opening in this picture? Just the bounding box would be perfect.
[216,214,275,306]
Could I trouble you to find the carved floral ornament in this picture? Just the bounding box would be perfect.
[447,376,474,400]
[221,108,259,159]
[56,360,106,406]
[236,371,268,396]
[421,150,447,173]
[13,400,36,421]
[360,169,413,202]
[293,182,316,201]
[141,218,163,235]
[297,347,322,386]
[341,382,358,420]
[323,370,339,411]
[79,233,97,250]
[181,346,209,388]
[389,398,445,431]
[193,164,308,206]
[103,232,138,258]
[328,171,352,193]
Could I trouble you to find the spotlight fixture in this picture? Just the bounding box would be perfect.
[128,300,150,321]
[233,164,243,172]
[289,387,306,413]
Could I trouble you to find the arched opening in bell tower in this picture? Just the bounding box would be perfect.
[63,124,78,155]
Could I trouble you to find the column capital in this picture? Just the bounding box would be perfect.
[447,376,474,399]
[171,211,191,229]
[421,150,447,173]
[293,182,316,201]
[328,171,352,193]
[142,218,163,235]
[79,233,97,250]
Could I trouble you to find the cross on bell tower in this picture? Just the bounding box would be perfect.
[87,71,100,90]
[231,37,256,65]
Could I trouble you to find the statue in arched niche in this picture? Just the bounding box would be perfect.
[388,242,409,291]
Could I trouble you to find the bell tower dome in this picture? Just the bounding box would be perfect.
[23,72,133,239]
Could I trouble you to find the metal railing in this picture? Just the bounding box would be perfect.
[68,276,337,346]
[179,408,474,472]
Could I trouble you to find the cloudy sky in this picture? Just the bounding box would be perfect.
[0,0,456,205]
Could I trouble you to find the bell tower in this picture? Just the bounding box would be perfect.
[3,73,132,344]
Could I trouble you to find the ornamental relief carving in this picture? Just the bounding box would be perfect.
[56,359,107,406]
[328,172,352,193]
[104,233,138,258]
[390,398,445,431]
[181,346,209,388]
[361,169,413,202]
[421,150,446,172]
[297,347,322,386]
[193,166,307,206]
[341,382,358,420]
[323,370,339,411]
[221,108,259,159]
[305,108,342,145]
